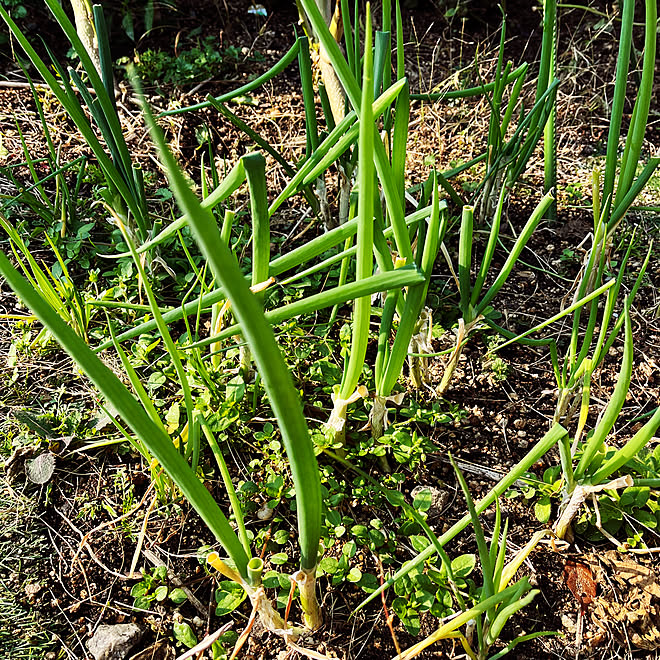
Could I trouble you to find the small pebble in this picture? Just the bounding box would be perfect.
[561,614,576,633]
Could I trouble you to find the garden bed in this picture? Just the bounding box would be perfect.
[0,1,659,659]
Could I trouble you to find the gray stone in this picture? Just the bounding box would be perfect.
[410,485,449,519]
[88,624,143,660]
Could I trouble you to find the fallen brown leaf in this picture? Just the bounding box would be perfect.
[563,558,597,614]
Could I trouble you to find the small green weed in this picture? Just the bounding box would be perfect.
[573,485,657,547]
[398,399,467,427]
[564,181,588,202]
[214,580,247,616]
[0,0,26,17]
[573,441,660,547]
[392,552,476,635]
[128,36,255,87]
[559,247,576,263]
[507,465,563,525]
[130,565,188,611]
[481,335,510,382]
[172,620,197,649]
[209,629,239,660]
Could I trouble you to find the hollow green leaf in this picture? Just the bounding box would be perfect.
[135,76,322,573]
[590,406,660,485]
[574,307,633,481]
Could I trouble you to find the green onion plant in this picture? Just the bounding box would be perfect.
[119,0,568,456]
[394,457,554,660]
[473,15,558,222]
[551,215,652,435]
[540,0,658,224]
[0,86,328,633]
[295,0,439,445]
[487,261,658,543]
[0,214,94,343]
[595,0,658,237]
[0,2,152,243]
[355,424,568,616]
[1,0,657,649]
[552,309,660,540]
[436,190,554,396]
[0,73,87,234]
[297,0,345,125]
[483,267,658,541]
[538,0,558,219]
[540,0,658,538]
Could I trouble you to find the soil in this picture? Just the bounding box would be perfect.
[0,1,659,660]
